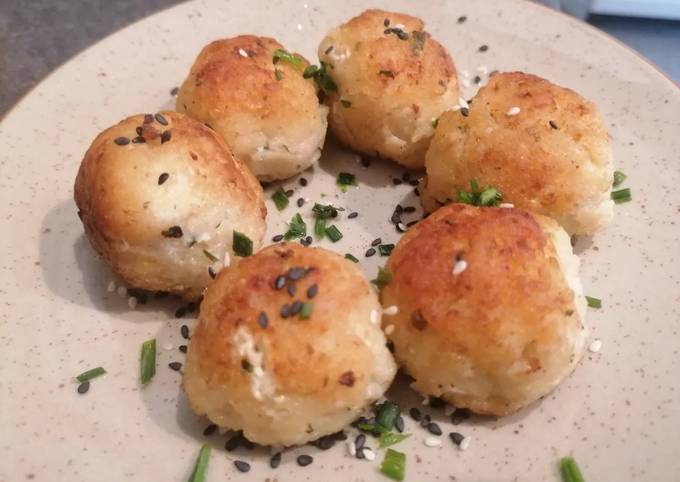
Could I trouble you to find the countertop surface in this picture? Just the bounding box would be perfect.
[0,0,678,117]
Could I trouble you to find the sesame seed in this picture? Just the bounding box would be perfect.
[506,106,521,116]
[158,173,169,185]
[549,120,559,129]
[223,252,231,268]
[395,415,405,433]
[449,432,464,445]
[459,436,471,451]
[116,286,127,297]
[473,75,481,84]
[461,107,470,117]
[425,437,442,447]
[160,130,172,144]
[589,339,602,353]
[370,309,380,325]
[114,136,130,146]
[324,45,334,54]
[409,407,422,421]
[233,460,250,473]
[384,324,395,335]
[170,86,179,96]
[355,434,366,449]
[384,18,390,27]
[107,280,116,292]
[270,452,282,468]
[452,259,468,276]
[457,15,467,23]
[181,325,190,339]
[478,44,489,52]
[131,136,145,144]
[299,177,308,186]
[128,296,138,309]
[297,454,313,467]
[287,283,297,297]
[362,448,376,461]
[208,267,216,279]
[383,305,399,316]
[499,203,514,208]
[203,424,218,436]
[297,198,305,207]
[161,226,183,238]
[307,284,318,298]
[371,237,382,247]
[427,422,443,435]
[168,362,182,371]
[275,275,286,289]
[461,78,471,88]
[77,381,90,394]
[280,304,292,318]
[365,248,376,257]
[348,212,359,219]
[272,234,284,242]
[403,206,416,213]
[458,97,469,109]
[287,267,307,280]
[396,223,407,232]
[290,300,303,315]
[347,441,357,456]
[258,312,269,329]
[154,113,168,125]
[179,345,187,353]
[136,126,143,135]
[238,48,248,57]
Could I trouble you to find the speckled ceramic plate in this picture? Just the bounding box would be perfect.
[1,0,679,481]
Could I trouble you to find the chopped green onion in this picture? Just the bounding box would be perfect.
[303,64,319,78]
[314,217,327,239]
[340,99,352,108]
[299,302,313,319]
[304,61,337,93]
[559,457,585,482]
[271,188,289,211]
[611,188,632,204]
[431,117,439,129]
[272,48,303,68]
[284,213,307,240]
[312,203,342,219]
[337,172,357,192]
[202,249,219,262]
[585,296,601,309]
[325,225,343,242]
[380,449,406,481]
[76,366,106,383]
[187,444,211,482]
[375,401,400,430]
[379,432,411,448]
[371,267,393,290]
[274,68,283,81]
[357,422,388,435]
[233,231,253,257]
[345,253,359,263]
[379,244,395,256]
[613,170,627,187]
[457,179,503,207]
[140,339,156,385]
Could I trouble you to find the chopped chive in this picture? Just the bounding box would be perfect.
[611,188,631,204]
[371,267,393,289]
[272,49,304,69]
[272,188,290,211]
[299,302,313,319]
[187,444,211,482]
[203,249,219,262]
[340,99,352,108]
[613,170,627,187]
[312,203,343,219]
[233,231,253,257]
[314,217,327,239]
[357,422,388,435]
[431,117,439,129]
[336,172,357,192]
[376,401,400,430]
[140,339,156,385]
[76,366,106,383]
[325,225,343,242]
[303,64,319,78]
[304,61,337,93]
[457,179,502,207]
[274,68,283,81]
[585,296,602,309]
[345,253,359,263]
[381,449,406,481]
[378,244,395,256]
[559,457,585,482]
[379,432,411,448]
[284,213,307,240]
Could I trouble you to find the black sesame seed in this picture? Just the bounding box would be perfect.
[241,436,255,450]
[409,179,419,186]
[208,267,216,279]
[168,362,182,371]
[420,414,432,428]
[77,381,90,394]
[290,300,303,315]
[371,238,382,247]
[203,424,218,436]
[429,396,446,409]
[285,189,294,197]
[409,407,422,421]
[157,173,170,185]
[234,460,250,473]
[457,15,467,23]
[356,447,366,459]
[306,283,318,299]
[305,235,313,244]
[384,28,392,35]
[365,248,376,257]
[395,204,404,214]
[270,452,282,468]
[280,304,292,318]
[136,126,143,136]
[131,136,146,144]
[170,86,179,96]
[474,75,482,84]
[384,18,390,27]
[162,226,183,238]
[258,311,269,328]
[179,345,188,353]
[299,177,308,186]
[402,172,411,182]
[549,120,559,129]
[272,234,284,242]
[390,211,401,224]
[355,433,366,449]
[114,136,130,146]
[361,157,370,168]
[427,422,443,435]
[287,267,307,280]
[160,130,172,144]
[275,275,286,289]
[297,198,305,207]
[154,113,168,125]
[396,30,409,40]
[449,432,465,445]
[478,44,489,52]
[403,206,416,213]
[352,416,369,428]
[395,415,405,433]
[300,237,310,247]
[348,211,359,219]
[461,107,470,117]
[225,433,240,451]
[324,45,334,55]
[180,324,190,339]
[287,283,297,297]
[312,435,336,450]
[297,455,313,467]
[392,178,402,185]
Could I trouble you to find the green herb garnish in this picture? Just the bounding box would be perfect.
[274,68,283,81]
[284,213,307,240]
[336,172,357,192]
[314,217,327,239]
[303,61,337,93]
[203,249,219,262]
[312,203,342,219]
[340,99,352,108]
[431,117,439,129]
[233,231,253,257]
[559,457,585,482]
[272,48,304,69]
[375,401,400,430]
[272,188,290,211]
[76,366,106,383]
[140,339,156,385]
[611,188,632,204]
[613,170,627,187]
[381,449,406,481]
[371,267,393,289]
[379,432,411,448]
[585,296,601,309]
[325,225,343,242]
[457,179,503,207]
[357,422,388,435]
[187,444,211,482]
[299,302,313,319]
[379,244,394,256]
[345,253,359,263]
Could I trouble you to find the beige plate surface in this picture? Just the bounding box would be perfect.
[1,0,679,481]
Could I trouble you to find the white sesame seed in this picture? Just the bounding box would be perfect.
[458,97,469,109]
[424,437,442,447]
[107,280,116,292]
[384,324,395,335]
[507,106,521,116]
[459,436,471,451]
[128,296,138,309]
[347,441,357,456]
[499,203,515,208]
[589,339,602,353]
[461,78,471,88]
[370,309,380,325]
[238,48,248,57]
[393,23,405,30]
[452,259,468,276]
[163,342,174,351]
[397,222,407,231]
[382,305,399,316]
[363,448,376,461]
[223,251,231,268]
[297,24,303,31]
[116,286,127,297]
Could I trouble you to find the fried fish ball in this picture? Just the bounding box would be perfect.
[177,35,328,181]
[420,71,614,235]
[318,9,459,169]
[381,203,587,416]
[183,243,397,446]
[74,112,266,300]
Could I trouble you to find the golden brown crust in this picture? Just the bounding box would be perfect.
[421,71,613,234]
[381,204,585,415]
[74,112,266,299]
